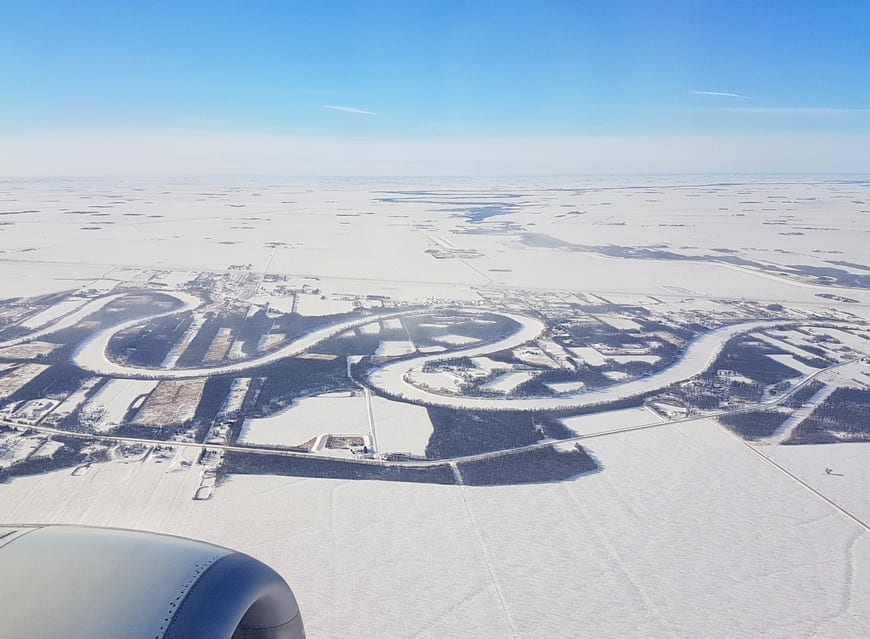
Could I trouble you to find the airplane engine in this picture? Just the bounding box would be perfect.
[0,524,304,639]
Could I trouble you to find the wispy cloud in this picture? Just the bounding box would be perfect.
[323,105,377,116]
[691,90,751,99]
[720,106,870,116]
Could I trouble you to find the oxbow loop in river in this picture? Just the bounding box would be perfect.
[367,320,809,411]
[65,292,814,412]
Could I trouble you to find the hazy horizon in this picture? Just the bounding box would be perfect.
[2,1,868,175]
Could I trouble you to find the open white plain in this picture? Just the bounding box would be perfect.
[0,419,867,637]
[2,177,870,637]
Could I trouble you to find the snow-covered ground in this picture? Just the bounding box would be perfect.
[375,339,415,357]
[0,431,46,468]
[471,356,511,373]
[594,315,643,331]
[607,354,661,364]
[80,379,159,432]
[160,313,206,368]
[0,363,50,399]
[41,377,103,426]
[805,327,870,357]
[764,441,870,524]
[767,352,818,375]
[382,318,404,331]
[0,340,60,360]
[479,370,539,393]
[405,369,465,393]
[1,418,867,637]
[546,379,586,394]
[257,332,286,352]
[219,377,251,417]
[294,293,356,316]
[238,393,369,447]
[817,359,870,389]
[2,177,870,638]
[0,294,125,348]
[561,406,662,435]
[370,396,433,456]
[18,297,90,330]
[569,346,607,366]
[432,334,480,346]
[766,384,837,444]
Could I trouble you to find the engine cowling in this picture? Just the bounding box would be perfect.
[0,524,304,639]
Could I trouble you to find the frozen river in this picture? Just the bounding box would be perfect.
[67,290,804,412]
[368,319,802,411]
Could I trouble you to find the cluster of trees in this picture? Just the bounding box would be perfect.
[788,388,870,444]
[221,451,456,485]
[424,407,575,459]
[7,363,90,404]
[248,357,352,418]
[457,445,597,486]
[703,340,802,385]
[782,380,825,408]
[174,312,231,367]
[106,314,194,367]
[719,410,790,439]
[0,435,92,483]
[403,311,519,347]
[421,356,474,373]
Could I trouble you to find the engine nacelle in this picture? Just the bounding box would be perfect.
[0,524,304,639]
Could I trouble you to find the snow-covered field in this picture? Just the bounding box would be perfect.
[370,396,433,456]
[2,177,870,637]
[764,441,870,524]
[80,379,158,432]
[18,297,89,329]
[0,340,61,360]
[0,430,45,468]
[132,379,206,427]
[238,393,369,447]
[0,363,49,399]
[561,406,662,435]
[375,339,415,357]
[219,377,251,417]
[160,314,206,367]
[767,352,817,375]
[479,370,539,393]
[546,379,586,393]
[294,293,356,316]
[1,419,867,637]
[0,294,124,348]
[569,346,607,366]
[594,315,643,331]
[41,377,102,426]
[0,178,866,310]
[432,334,480,346]
[606,354,661,364]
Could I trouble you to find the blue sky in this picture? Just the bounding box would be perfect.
[2,1,869,173]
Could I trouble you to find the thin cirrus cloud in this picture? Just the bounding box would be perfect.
[691,90,752,99]
[323,105,378,116]
[720,106,870,116]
